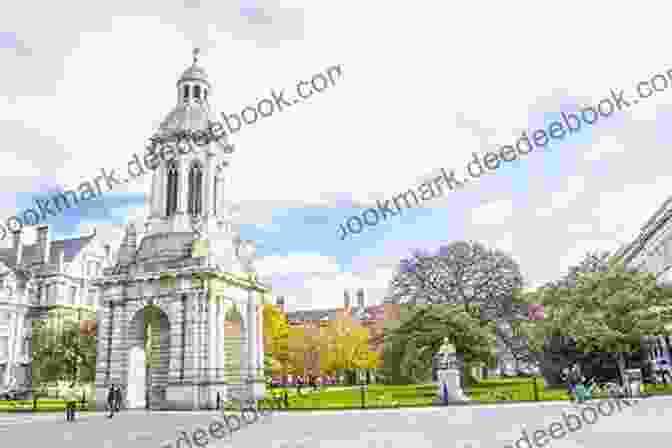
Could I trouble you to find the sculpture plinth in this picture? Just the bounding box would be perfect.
[433,337,470,404]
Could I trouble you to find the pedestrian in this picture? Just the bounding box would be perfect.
[106,384,115,418]
[216,392,221,410]
[568,363,583,402]
[114,385,122,412]
[64,383,77,422]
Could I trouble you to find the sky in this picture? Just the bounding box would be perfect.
[1,0,672,312]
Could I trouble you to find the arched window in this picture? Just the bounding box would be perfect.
[194,85,201,100]
[188,162,203,216]
[166,161,179,217]
[183,85,190,100]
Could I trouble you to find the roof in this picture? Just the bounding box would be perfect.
[0,233,96,268]
[158,102,220,137]
[179,63,210,86]
[286,309,341,322]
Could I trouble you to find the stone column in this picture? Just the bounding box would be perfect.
[246,290,257,395]
[177,160,189,216]
[202,152,214,219]
[207,292,216,408]
[217,299,225,397]
[4,312,16,385]
[108,301,125,386]
[94,300,114,410]
[149,162,160,218]
[168,297,184,384]
[257,301,264,378]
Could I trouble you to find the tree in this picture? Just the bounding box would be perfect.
[521,263,672,390]
[262,303,289,374]
[519,250,623,384]
[381,303,497,384]
[387,241,525,374]
[32,318,96,385]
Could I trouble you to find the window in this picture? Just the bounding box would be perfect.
[184,85,190,100]
[194,85,201,100]
[166,160,179,217]
[188,162,203,216]
[69,286,77,305]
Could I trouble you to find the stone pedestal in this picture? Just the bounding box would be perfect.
[435,368,470,403]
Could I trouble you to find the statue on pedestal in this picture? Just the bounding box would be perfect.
[434,337,470,404]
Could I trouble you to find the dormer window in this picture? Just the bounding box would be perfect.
[194,85,201,100]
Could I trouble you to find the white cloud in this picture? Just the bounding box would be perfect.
[471,199,513,226]
[584,135,626,162]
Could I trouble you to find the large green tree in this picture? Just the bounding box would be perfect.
[32,318,96,385]
[521,263,672,389]
[387,241,526,374]
[380,303,496,384]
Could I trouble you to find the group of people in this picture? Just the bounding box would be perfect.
[561,363,591,403]
[106,384,124,418]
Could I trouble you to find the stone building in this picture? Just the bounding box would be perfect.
[0,225,107,388]
[92,50,267,410]
[614,195,672,369]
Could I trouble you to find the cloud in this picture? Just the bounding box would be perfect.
[471,199,514,225]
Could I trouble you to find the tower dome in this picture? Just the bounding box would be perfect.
[158,48,220,135]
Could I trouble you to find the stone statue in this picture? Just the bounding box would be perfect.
[434,337,470,404]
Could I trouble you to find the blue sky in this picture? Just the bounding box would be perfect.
[2,1,672,311]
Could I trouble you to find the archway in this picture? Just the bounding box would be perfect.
[127,305,170,409]
[127,346,146,408]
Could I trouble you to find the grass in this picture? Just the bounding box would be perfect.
[0,399,90,412]
[263,377,641,410]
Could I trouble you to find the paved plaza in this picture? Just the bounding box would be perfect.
[0,396,669,448]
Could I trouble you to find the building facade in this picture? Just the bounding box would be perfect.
[614,196,672,369]
[92,51,266,411]
[0,225,107,389]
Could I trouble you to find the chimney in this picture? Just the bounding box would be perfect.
[344,289,350,309]
[12,230,22,266]
[36,225,50,265]
[357,288,365,308]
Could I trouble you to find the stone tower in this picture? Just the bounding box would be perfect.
[92,49,267,411]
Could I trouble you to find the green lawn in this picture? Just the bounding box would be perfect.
[265,377,672,410]
[0,399,90,412]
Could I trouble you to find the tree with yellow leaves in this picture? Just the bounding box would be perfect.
[262,303,289,375]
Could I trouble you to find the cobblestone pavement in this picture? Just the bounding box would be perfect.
[0,397,669,448]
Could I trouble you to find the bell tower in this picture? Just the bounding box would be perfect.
[146,48,237,244]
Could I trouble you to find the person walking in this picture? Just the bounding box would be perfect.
[64,383,77,422]
[106,384,116,418]
[114,385,122,413]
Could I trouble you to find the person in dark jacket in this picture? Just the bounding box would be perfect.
[114,385,122,412]
[106,385,116,418]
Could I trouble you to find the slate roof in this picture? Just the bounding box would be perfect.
[0,234,96,268]
[286,308,340,323]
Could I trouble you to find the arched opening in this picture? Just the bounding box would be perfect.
[183,85,190,101]
[127,305,170,409]
[166,161,179,217]
[188,162,203,217]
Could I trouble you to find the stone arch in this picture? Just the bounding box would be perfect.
[126,304,171,409]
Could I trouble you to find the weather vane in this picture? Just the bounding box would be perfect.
[193,47,200,65]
